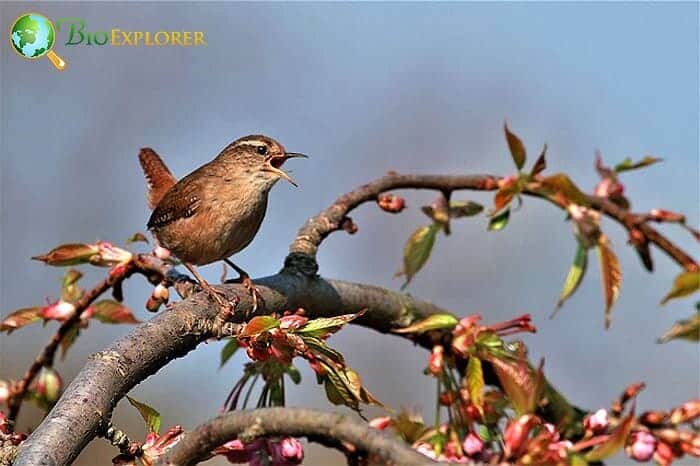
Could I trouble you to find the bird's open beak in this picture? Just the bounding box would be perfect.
[262,152,308,187]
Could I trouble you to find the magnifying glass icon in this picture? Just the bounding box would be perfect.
[10,13,67,71]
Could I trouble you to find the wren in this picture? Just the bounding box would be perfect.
[139,135,307,310]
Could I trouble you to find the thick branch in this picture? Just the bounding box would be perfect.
[160,407,449,466]
[288,172,697,271]
[13,274,447,466]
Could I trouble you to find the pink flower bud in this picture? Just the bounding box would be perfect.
[369,416,392,430]
[279,315,308,330]
[35,367,62,404]
[626,431,658,462]
[0,380,10,404]
[414,442,437,459]
[584,409,609,433]
[152,284,169,302]
[153,246,171,260]
[377,194,406,213]
[504,415,538,457]
[462,432,484,457]
[219,439,250,463]
[270,437,304,465]
[95,242,133,266]
[0,409,9,434]
[428,345,444,376]
[41,300,76,321]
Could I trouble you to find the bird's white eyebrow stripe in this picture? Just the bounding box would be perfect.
[236,140,267,147]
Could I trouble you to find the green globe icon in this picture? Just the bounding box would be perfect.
[10,13,66,70]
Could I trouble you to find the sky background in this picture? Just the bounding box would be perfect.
[1,2,698,465]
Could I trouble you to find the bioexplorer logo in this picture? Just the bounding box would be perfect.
[10,13,207,71]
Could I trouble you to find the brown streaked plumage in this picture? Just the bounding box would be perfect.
[139,135,307,310]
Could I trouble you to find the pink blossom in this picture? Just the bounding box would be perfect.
[41,300,76,321]
[626,431,658,462]
[584,408,609,433]
[269,437,304,465]
[152,284,169,302]
[0,380,9,404]
[428,345,444,375]
[368,416,392,430]
[462,432,484,456]
[219,439,250,464]
[153,246,171,260]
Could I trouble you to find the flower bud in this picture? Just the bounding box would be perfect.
[218,439,250,463]
[377,194,406,213]
[413,442,437,459]
[653,441,675,466]
[270,437,304,465]
[0,380,10,404]
[504,415,538,457]
[153,246,171,260]
[368,416,392,430]
[0,409,9,434]
[462,432,484,457]
[626,431,657,462]
[152,284,169,302]
[428,345,444,376]
[41,300,76,321]
[583,408,609,433]
[35,367,62,405]
[145,296,163,313]
[95,241,133,266]
[649,209,685,223]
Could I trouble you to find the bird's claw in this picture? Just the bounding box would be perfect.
[242,276,264,316]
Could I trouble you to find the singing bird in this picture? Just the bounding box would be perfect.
[138,135,307,309]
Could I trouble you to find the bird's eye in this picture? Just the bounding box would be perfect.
[256,145,268,156]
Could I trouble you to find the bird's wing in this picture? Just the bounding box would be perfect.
[138,148,177,209]
[147,178,202,230]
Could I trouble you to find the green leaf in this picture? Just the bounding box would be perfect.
[614,156,662,173]
[302,335,346,366]
[296,311,366,338]
[393,313,458,334]
[59,324,80,361]
[466,357,485,416]
[448,201,484,218]
[32,243,99,266]
[219,338,239,368]
[399,224,441,289]
[62,269,83,288]
[585,407,635,461]
[660,271,700,305]
[504,123,527,170]
[126,232,149,244]
[92,300,140,324]
[286,365,302,384]
[541,173,590,206]
[126,396,161,434]
[488,207,510,231]
[568,453,588,466]
[0,307,42,333]
[530,144,547,176]
[553,243,588,314]
[597,235,622,329]
[240,316,280,337]
[657,312,700,343]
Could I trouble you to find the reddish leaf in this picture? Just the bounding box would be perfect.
[448,201,484,218]
[585,406,635,461]
[494,188,516,213]
[597,235,622,329]
[92,300,140,324]
[32,243,99,266]
[485,354,544,417]
[394,313,458,334]
[126,232,149,244]
[530,144,547,176]
[504,123,527,170]
[1,307,42,333]
[240,316,280,337]
[660,271,700,305]
[541,173,589,206]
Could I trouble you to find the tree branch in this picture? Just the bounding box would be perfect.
[160,407,453,466]
[288,172,697,272]
[13,274,447,466]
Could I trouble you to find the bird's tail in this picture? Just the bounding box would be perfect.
[138,148,177,209]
